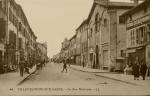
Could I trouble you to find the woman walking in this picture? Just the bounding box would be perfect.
[62,60,67,73]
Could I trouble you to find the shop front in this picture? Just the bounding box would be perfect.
[127,46,146,67]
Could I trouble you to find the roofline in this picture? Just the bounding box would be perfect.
[69,34,77,41]
[76,19,87,31]
[121,0,148,17]
[15,0,37,40]
[87,1,135,23]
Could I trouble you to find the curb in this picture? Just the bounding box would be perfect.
[70,66,141,86]
[70,66,114,73]
[17,68,37,86]
[95,74,141,86]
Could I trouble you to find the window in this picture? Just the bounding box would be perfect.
[90,28,93,37]
[136,29,139,44]
[104,18,107,27]
[23,29,26,37]
[19,38,22,49]
[133,30,134,40]
[9,8,13,22]
[140,27,144,38]
[0,1,2,9]
[95,13,99,32]
[0,19,6,39]
[19,22,22,31]
[119,16,125,24]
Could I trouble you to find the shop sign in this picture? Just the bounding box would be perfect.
[127,14,150,29]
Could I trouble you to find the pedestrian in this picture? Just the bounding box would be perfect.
[62,60,67,73]
[140,61,147,80]
[132,57,140,80]
[19,58,25,77]
[24,61,30,74]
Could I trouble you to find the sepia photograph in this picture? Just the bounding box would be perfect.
[0,0,150,96]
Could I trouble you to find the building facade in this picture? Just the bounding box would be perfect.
[75,27,81,66]
[0,0,37,73]
[69,35,76,65]
[87,0,135,71]
[60,38,70,62]
[121,0,150,75]
[37,42,48,63]
[76,20,88,67]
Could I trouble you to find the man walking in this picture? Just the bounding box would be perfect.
[140,61,147,80]
[62,60,67,73]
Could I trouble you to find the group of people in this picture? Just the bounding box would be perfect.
[37,60,46,70]
[132,58,148,80]
[19,57,48,77]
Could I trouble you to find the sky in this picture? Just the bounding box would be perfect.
[15,0,132,58]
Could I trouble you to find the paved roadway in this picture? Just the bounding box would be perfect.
[13,62,150,95]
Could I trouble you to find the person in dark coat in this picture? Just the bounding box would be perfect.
[140,61,147,80]
[19,58,25,77]
[132,60,140,80]
[62,60,67,73]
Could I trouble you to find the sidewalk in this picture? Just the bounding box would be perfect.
[0,65,37,87]
[70,65,109,73]
[70,65,150,87]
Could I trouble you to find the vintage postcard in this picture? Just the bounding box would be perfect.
[0,0,150,96]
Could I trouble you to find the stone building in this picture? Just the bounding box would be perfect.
[121,0,150,75]
[87,0,135,71]
[75,27,81,66]
[0,0,37,73]
[60,38,70,62]
[68,35,76,65]
[37,42,48,63]
[76,20,88,67]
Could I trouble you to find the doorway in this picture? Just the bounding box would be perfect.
[96,45,99,69]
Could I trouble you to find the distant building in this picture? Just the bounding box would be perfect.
[75,28,81,66]
[60,38,70,61]
[76,20,88,67]
[37,42,48,62]
[68,35,76,65]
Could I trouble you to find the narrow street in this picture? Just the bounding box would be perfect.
[12,63,150,95]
